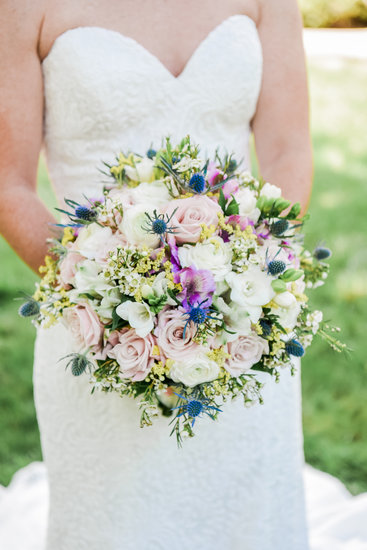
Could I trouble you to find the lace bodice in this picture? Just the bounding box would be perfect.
[41,14,262,204]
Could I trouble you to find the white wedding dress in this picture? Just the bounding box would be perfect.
[5,14,312,550]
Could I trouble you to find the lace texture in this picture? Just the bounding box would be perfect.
[34,15,309,549]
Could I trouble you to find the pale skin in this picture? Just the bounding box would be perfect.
[0,0,312,274]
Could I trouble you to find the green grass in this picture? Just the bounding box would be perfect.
[0,59,366,493]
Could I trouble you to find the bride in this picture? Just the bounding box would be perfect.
[0,0,312,548]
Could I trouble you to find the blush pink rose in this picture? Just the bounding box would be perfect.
[63,303,104,352]
[155,307,199,361]
[225,333,269,377]
[107,328,155,381]
[162,196,221,244]
[59,250,84,287]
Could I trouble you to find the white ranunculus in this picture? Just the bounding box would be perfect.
[73,224,113,260]
[119,203,161,248]
[225,266,276,322]
[235,187,260,222]
[214,298,252,342]
[116,300,154,338]
[169,351,219,387]
[178,237,232,282]
[72,260,111,296]
[260,182,282,199]
[124,157,155,183]
[130,180,171,207]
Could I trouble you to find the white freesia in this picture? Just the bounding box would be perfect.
[273,291,297,308]
[271,293,301,330]
[215,297,252,342]
[130,180,171,207]
[96,288,122,320]
[226,266,275,322]
[178,237,232,282]
[141,272,176,306]
[260,182,282,199]
[73,224,114,260]
[169,351,219,387]
[235,187,260,222]
[115,300,154,338]
[124,157,155,183]
[72,260,111,296]
[119,203,161,248]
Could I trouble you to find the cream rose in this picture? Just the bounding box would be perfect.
[124,157,155,183]
[225,333,269,376]
[130,180,171,207]
[162,196,221,244]
[169,351,219,387]
[63,304,104,353]
[235,188,260,222]
[73,224,124,261]
[178,237,232,282]
[107,328,155,381]
[260,182,282,199]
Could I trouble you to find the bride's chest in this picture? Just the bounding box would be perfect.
[41,16,263,139]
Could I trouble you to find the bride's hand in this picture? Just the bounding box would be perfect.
[0,2,57,274]
[252,0,313,214]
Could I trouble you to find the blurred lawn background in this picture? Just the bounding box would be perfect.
[0,55,366,492]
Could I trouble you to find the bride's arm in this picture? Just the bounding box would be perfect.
[252,0,312,212]
[0,1,57,274]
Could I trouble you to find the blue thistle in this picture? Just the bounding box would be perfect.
[188,173,206,193]
[146,148,157,159]
[74,205,97,222]
[285,339,305,357]
[259,319,272,337]
[267,260,287,276]
[171,392,222,427]
[181,298,221,338]
[18,300,40,318]
[313,247,332,261]
[142,209,178,243]
[62,353,94,376]
[227,158,238,173]
[271,219,289,236]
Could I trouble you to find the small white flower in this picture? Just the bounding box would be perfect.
[178,237,232,282]
[260,182,282,199]
[141,272,176,305]
[96,288,122,320]
[124,157,155,183]
[214,297,252,341]
[169,351,219,387]
[72,260,111,296]
[116,300,154,337]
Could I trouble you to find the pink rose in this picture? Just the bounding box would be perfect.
[59,249,84,287]
[107,328,155,381]
[155,307,199,360]
[63,303,104,352]
[225,333,269,377]
[162,196,221,244]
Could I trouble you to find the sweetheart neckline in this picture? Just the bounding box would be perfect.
[41,13,259,80]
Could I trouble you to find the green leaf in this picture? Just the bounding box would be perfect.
[286,202,301,219]
[271,279,287,293]
[225,195,239,216]
[280,269,304,282]
[218,189,226,213]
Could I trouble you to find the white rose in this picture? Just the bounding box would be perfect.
[215,297,251,342]
[169,351,219,387]
[116,300,154,337]
[178,237,232,282]
[130,180,171,207]
[119,203,161,248]
[235,188,260,222]
[73,224,114,260]
[260,182,282,199]
[225,266,276,322]
[124,157,155,183]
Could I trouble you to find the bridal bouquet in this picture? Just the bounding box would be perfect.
[20,136,344,443]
